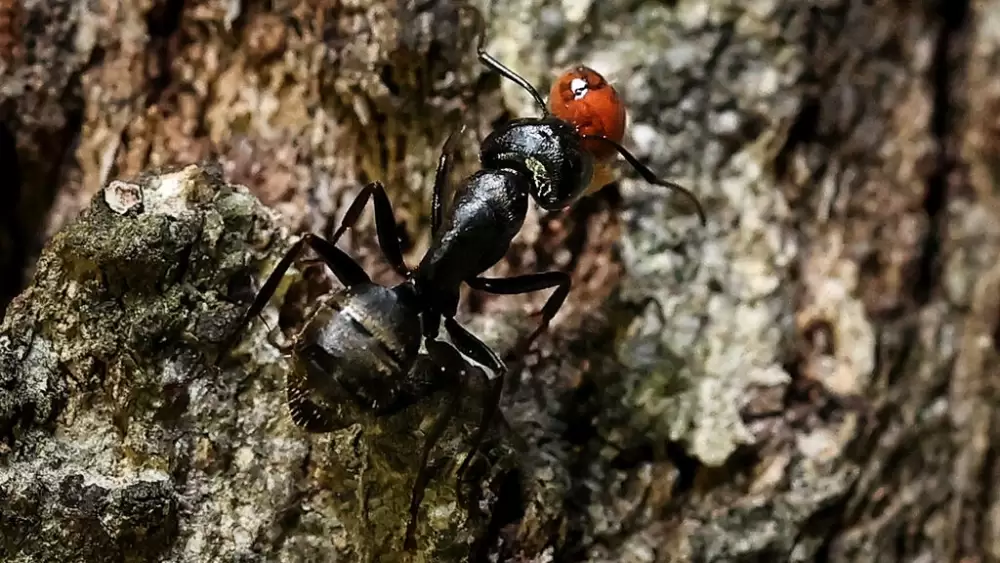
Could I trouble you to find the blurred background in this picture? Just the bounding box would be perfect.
[0,0,996,561]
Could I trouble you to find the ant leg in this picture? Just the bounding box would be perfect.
[457,4,548,114]
[442,317,507,481]
[442,317,506,374]
[468,271,572,358]
[403,339,476,551]
[296,234,372,288]
[217,233,370,362]
[238,272,296,355]
[404,388,461,551]
[453,271,571,478]
[330,181,411,277]
[431,125,466,235]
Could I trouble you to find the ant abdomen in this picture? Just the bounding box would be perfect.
[480,117,594,210]
[286,283,423,431]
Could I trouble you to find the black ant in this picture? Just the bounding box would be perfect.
[217,5,707,552]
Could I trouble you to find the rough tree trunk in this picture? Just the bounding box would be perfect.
[0,0,995,561]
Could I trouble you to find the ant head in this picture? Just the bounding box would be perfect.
[477,65,625,210]
[479,116,596,210]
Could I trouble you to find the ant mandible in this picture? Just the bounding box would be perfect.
[217,4,708,552]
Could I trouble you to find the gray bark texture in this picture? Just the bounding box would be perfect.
[0,0,993,561]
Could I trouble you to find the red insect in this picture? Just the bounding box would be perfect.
[548,66,628,158]
[548,65,628,196]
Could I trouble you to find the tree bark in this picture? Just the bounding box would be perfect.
[1,0,995,561]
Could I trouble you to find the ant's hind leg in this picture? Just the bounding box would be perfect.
[329,181,411,277]
[403,340,474,551]
[442,318,507,482]
[297,234,371,288]
[217,234,370,361]
[403,391,460,551]
[452,271,571,477]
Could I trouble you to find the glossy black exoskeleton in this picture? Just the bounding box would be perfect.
[219,5,708,551]
[218,142,568,549]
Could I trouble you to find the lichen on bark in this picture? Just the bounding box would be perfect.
[0,164,514,562]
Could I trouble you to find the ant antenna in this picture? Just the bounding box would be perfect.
[582,134,708,226]
[459,4,549,115]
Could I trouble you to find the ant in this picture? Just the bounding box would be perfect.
[217,5,707,552]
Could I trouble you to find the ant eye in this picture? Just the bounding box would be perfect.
[548,66,627,161]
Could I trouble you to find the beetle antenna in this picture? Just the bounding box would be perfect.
[460,4,549,115]
[582,134,707,226]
